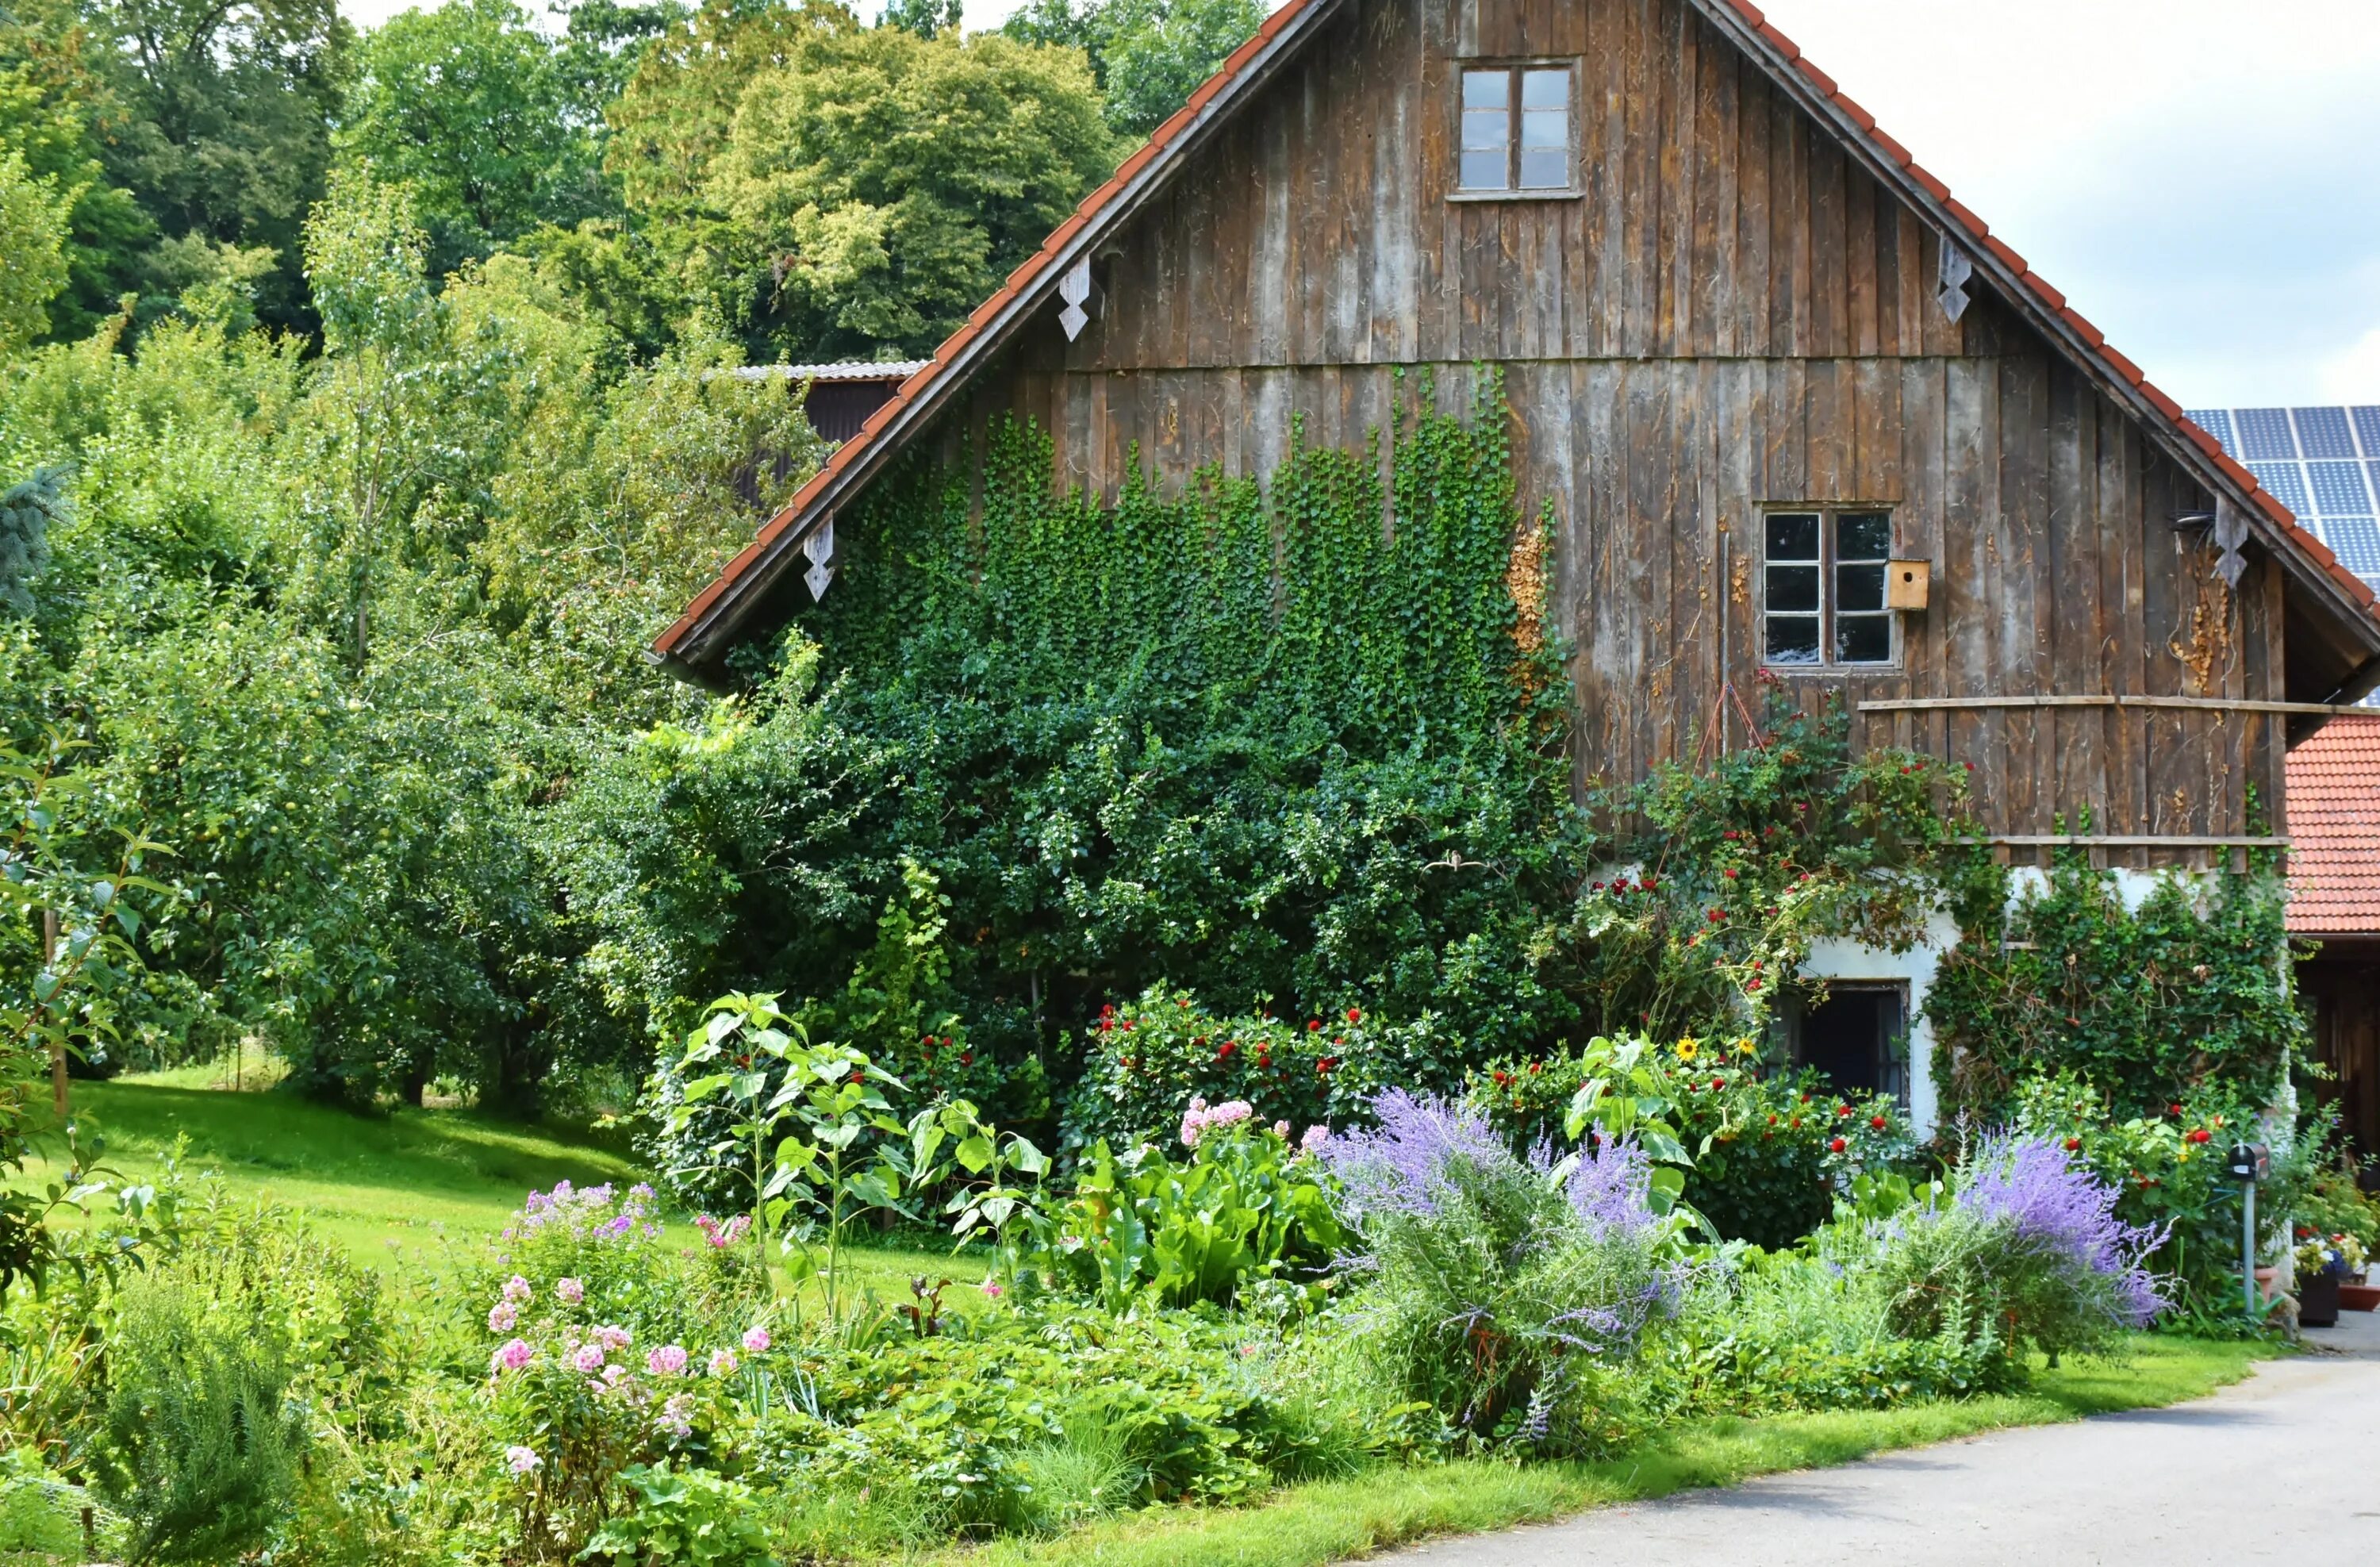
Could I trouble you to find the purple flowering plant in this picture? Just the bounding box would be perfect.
[1320,1091,1679,1450]
[1876,1132,2171,1365]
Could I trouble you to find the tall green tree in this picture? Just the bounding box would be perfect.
[77,0,353,332]
[603,0,856,222]
[1004,0,1263,140]
[0,12,155,340]
[0,153,71,353]
[336,0,676,278]
[709,24,1117,356]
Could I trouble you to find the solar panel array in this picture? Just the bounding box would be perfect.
[2186,406,2380,589]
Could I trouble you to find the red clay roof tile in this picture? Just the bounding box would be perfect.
[2289,715,2380,935]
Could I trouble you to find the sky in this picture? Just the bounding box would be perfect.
[334,0,2380,405]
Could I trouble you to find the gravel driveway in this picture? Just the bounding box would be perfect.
[1379,1314,2380,1565]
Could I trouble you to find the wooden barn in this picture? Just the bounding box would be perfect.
[653,0,2380,1128]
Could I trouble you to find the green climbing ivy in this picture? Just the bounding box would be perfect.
[1925,847,2305,1123]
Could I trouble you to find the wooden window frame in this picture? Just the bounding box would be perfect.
[1759,505,1900,671]
[1448,58,1583,202]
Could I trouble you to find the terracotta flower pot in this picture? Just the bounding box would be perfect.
[2339,1281,2380,1312]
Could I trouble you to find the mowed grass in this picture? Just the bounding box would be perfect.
[14,1070,982,1296]
[942,1335,2274,1567]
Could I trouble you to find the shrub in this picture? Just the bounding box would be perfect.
[481,1269,757,1561]
[2002,1068,2303,1315]
[1319,1090,1676,1451]
[1008,1112,1343,1310]
[1646,1244,2011,1415]
[1476,1033,1915,1248]
[581,1463,777,1566]
[1062,986,1469,1156]
[747,1299,1294,1536]
[93,1281,307,1563]
[1875,1134,2167,1365]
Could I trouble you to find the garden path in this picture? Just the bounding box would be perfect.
[1384,1320,2380,1565]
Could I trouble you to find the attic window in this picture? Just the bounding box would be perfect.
[1763,509,1895,667]
[1455,63,1576,197]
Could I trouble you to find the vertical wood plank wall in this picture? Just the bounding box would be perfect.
[931,0,2286,863]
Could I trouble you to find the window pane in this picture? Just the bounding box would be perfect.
[1461,108,1509,151]
[1837,511,1891,559]
[1462,68,1509,109]
[1522,67,1567,109]
[1767,615,1821,664]
[1458,149,1508,190]
[1517,149,1568,188]
[1766,564,1819,613]
[1520,109,1567,149]
[1836,562,1886,613]
[1837,613,1891,664]
[1766,513,1819,559]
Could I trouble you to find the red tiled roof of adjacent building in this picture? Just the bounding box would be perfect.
[2289,713,2380,935]
[651,0,2380,673]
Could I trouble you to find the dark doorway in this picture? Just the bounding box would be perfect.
[1792,982,1909,1105]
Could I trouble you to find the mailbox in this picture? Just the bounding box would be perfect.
[2227,1142,2268,1183]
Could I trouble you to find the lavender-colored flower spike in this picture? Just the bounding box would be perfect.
[1957,1133,2171,1327]
[1563,1138,1656,1242]
[1318,1089,1511,1219]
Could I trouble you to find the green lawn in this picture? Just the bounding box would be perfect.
[16,1070,980,1296]
[942,1335,2274,1567]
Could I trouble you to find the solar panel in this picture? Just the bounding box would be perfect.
[2310,461,2375,517]
[2250,461,2311,514]
[2186,409,2237,456]
[2294,407,2359,460]
[2355,407,2380,455]
[2320,517,2380,578]
[2234,407,2297,460]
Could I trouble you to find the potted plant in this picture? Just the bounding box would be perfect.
[2294,1230,2351,1327]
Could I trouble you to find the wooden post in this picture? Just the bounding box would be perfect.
[41,908,65,1120]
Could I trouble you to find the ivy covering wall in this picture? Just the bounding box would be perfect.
[577,375,2312,1164]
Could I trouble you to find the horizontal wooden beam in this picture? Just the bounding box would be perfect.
[1978,835,2289,848]
[1858,694,2374,718]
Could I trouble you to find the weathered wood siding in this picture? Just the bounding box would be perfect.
[927,0,2285,864]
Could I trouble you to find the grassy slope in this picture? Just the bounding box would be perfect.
[15,1073,980,1296]
[944,1335,2272,1567]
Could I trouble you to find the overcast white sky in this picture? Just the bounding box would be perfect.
[337,0,2380,405]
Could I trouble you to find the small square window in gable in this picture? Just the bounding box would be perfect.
[1453,60,1578,198]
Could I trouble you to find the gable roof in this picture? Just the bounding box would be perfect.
[653,0,2380,682]
[2287,712,2380,936]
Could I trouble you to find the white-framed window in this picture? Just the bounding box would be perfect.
[1762,509,1894,667]
[1455,61,1576,196]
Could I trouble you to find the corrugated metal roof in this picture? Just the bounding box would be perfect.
[2289,713,2380,934]
[731,361,933,383]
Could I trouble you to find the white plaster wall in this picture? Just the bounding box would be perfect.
[1802,866,2224,1140]
[1799,912,1961,1139]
